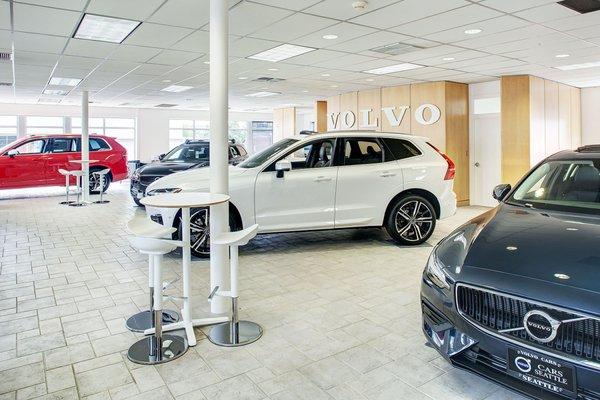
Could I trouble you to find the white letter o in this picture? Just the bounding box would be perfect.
[342,111,356,129]
[415,104,441,125]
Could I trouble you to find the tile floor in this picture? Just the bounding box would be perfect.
[0,183,529,400]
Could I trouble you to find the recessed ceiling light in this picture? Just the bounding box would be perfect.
[43,89,69,96]
[321,73,331,77]
[366,78,374,82]
[238,77,248,80]
[162,79,171,83]
[322,34,338,40]
[464,28,482,35]
[74,13,140,44]
[248,44,316,62]
[161,85,193,93]
[555,54,570,58]
[364,63,423,74]
[442,57,455,61]
[267,68,278,71]
[556,61,600,70]
[330,85,338,88]
[49,77,82,86]
[203,61,210,64]
[301,90,309,93]
[246,91,280,97]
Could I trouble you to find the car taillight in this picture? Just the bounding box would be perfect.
[427,143,455,180]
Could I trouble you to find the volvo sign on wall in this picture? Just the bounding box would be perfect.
[328,103,442,130]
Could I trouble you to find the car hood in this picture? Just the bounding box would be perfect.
[146,165,249,192]
[138,161,207,176]
[438,203,600,296]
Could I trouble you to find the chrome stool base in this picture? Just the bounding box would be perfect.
[208,321,263,347]
[59,200,75,205]
[127,334,187,365]
[68,202,86,207]
[126,309,180,332]
[94,200,110,204]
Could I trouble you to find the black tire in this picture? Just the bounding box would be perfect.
[178,207,241,259]
[89,169,111,194]
[133,197,144,207]
[385,195,436,245]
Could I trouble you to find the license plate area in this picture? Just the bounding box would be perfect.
[507,347,576,398]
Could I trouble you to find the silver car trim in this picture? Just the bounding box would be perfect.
[455,282,600,372]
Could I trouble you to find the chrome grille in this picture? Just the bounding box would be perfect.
[456,284,600,366]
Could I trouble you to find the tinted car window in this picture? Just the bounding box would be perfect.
[382,138,421,160]
[14,139,46,154]
[74,138,110,152]
[508,159,600,214]
[51,138,74,153]
[343,139,382,165]
[163,143,210,162]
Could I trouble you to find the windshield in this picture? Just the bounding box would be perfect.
[163,143,210,162]
[238,138,298,168]
[508,159,600,214]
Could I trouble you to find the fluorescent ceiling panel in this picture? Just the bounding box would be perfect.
[43,89,69,95]
[74,14,140,44]
[556,61,600,70]
[248,44,316,62]
[364,63,423,74]
[161,85,194,93]
[49,77,82,86]
[246,91,280,97]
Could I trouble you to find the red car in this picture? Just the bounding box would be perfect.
[0,134,128,192]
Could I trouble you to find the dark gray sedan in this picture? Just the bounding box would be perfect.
[421,145,600,400]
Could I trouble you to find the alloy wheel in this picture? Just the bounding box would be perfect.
[394,200,434,243]
[190,208,210,255]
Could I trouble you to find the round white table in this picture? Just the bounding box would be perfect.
[141,192,230,346]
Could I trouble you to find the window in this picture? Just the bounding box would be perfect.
[169,120,210,149]
[51,138,75,153]
[25,116,64,135]
[343,139,383,165]
[14,139,46,154]
[250,121,273,153]
[381,138,421,160]
[265,139,335,171]
[0,116,18,147]
[229,121,249,147]
[74,137,111,152]
[72,117,136,158]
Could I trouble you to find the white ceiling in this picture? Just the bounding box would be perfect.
[1,0,600,111]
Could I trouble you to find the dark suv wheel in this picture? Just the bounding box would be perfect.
[178,207,241,258]
[385,195,436,245]
[89,168,111,194]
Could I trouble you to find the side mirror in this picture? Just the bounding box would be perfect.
[158,153,165,161]
[275,160,291,178]
[493,184,511,201]
[7,149,18,158]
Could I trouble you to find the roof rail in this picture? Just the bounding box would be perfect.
[576,145,600,153]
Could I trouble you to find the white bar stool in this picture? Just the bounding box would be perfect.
[127,236,187,364]
[92,168,111,204]
[125,217,180,332]
[58,169,76,205]
[67,170,86,207]
[208,224,263,347]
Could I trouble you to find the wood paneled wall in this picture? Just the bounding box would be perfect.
[314,101,327,133]
[501,75,582,185]
[325,81,470,205]
[272,106,296,141]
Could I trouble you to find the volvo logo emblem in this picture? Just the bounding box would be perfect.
[514,356,532,373]
[523,310,561,343]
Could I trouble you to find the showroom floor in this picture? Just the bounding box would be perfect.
[0,183,527,400]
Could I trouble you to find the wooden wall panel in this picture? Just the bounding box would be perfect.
[380,85,411,133]
[570,87,582,148]
[326,95,340,131]
[339,91,358,130]
[410,82,446,150]
[315,100,327,133]
[501,76,531,185]
[529,76,545,166]
[357,88,381,131]
[558,83,571,151]
[544,79,559,155]
[272,108,284,142]
[445,82,469,205]
[283,107,296,138]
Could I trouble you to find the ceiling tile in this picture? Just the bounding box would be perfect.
[108,45,162,63]
[148,0,210,29]
[390,4,502,36]
[172,30,210,53]
[87,0,164,20]
[14,51,60,67]
[350,0,468,29]
[424,15,532,45]
[0,3,10,30]
[229,37,280,58]
[148,49,201,66]
[514,3,579,23]
[13,32,69,53]
[250,0,321,11]
[327,30,413,53]
[480,0,558,13]
[14,3,81,36]
[284,49,346,66]
[14,0,87,11]
[64,39,118,59]
[124,23,194,48]
[228,2,294,36]
[249,13,337,42]
[291,22,377,49]
[303,0,399,21]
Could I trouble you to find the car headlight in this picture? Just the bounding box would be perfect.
[146,188,182,196]
[425,249,450,289]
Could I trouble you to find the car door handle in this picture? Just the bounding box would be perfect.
[380,171,396,177]
[314,176,332,182]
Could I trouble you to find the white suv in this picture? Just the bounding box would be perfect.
[145,132,457,257]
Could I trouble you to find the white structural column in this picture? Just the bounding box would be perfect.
[209,0,230,314]
[81,90,90,202]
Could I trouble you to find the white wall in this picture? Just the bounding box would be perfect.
[0,103,272,162]
[582,87,600,145]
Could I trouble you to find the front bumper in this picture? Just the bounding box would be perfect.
[421,279,600,400]
[129,179,148,200]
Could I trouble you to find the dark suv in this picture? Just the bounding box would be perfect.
[421,145,600,400]
[130,139,247,206]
